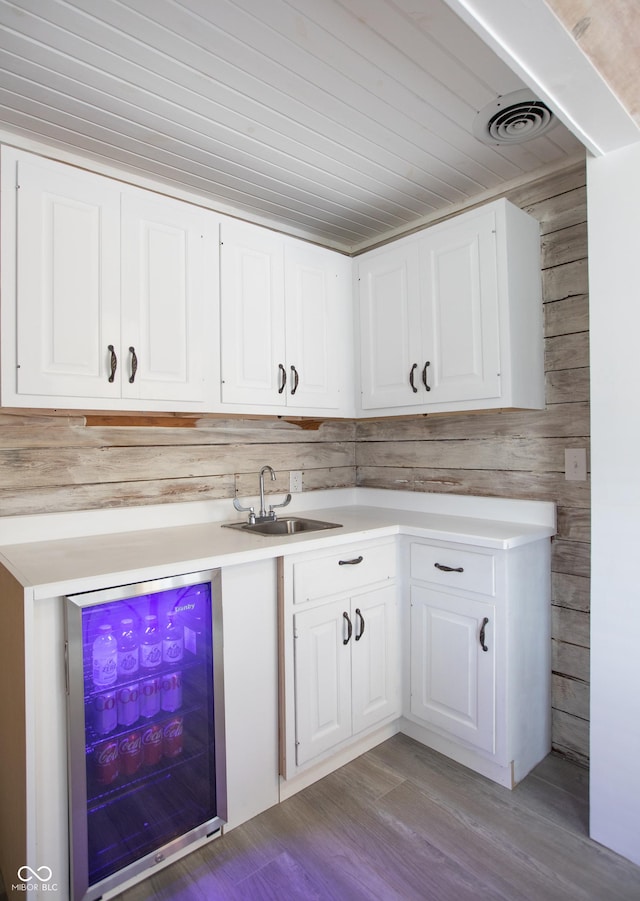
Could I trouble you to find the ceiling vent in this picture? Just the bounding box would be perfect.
[473,89,557,145]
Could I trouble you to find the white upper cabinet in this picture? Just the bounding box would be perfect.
[120,189,214,405]
[1,148,219,411]
[2,145,543,420]
[357,199,543,416]
[220,220,353,415]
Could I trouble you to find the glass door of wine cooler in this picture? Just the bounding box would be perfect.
[65,569,226,901]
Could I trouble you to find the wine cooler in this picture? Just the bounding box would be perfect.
[64,569,226,901]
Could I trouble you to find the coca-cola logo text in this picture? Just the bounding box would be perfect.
[119,734,141,755]
[96,742,118,765]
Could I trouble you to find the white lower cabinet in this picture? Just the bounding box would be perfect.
[281,540,399,779]
[404,537,551,787]
[294,584,398,766]
[410,586,496,754]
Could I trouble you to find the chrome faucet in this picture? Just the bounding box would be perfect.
[233,465,292,524]
[258,465,276,520]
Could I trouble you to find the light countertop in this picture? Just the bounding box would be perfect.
[0,493,555,599]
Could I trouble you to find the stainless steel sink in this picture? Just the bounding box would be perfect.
[223,516,341,536]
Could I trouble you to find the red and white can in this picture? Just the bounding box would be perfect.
[117,682,140,727]
[161,671,182,712]
[162,716,183,758]
[94,690,117,735]
[140,676,161,718]
[141,722,163,766]
[118,730,142,777]
[94,738,119,785]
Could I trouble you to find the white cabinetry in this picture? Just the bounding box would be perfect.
[357,199,543,415]
[220,220,353,415]
[1,147,219,411]
[404,536,551,787]
[281,539,399,779]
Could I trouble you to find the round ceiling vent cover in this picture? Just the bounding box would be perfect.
[473,90,557,145]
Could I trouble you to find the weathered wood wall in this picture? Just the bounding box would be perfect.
[356,162,590,765]
[0,414,356,516]
[0,162,590,764]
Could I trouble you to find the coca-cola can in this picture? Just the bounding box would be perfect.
[141,722,163,766]
[161,671,182,712]
[117,682,140,727]
[94,738,119,785]
[118,730,143,777]
[162,716,183,758]
[94,690,117,735]
[140,677,161,718]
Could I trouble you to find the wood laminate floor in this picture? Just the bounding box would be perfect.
[118,734,640,900]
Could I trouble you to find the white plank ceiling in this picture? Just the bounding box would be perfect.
[0,0,585,252]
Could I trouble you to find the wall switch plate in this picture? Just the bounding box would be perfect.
[565,448,587,481]
[290,470,303,492]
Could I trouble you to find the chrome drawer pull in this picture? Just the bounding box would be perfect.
[339,556,363,566]
[434,563,464,573]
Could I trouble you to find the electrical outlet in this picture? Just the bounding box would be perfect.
[565,448,587,481]
[290,470,303,493]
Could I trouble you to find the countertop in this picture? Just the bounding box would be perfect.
[0,492,555,599]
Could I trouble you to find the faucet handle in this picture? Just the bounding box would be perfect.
[269,493,292,513]
[233,497,256,523]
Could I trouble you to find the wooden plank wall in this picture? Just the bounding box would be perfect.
[356,162,590,765]
[0,162,589,763]
[0,414,356,516]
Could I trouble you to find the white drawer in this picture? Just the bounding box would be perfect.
[291,540,396,603]
[410,542,495,597]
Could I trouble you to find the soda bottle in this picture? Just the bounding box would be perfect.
[140,615,162,671]
[117,618,139,680]
[162,613,184,664]
[92,624,118,688]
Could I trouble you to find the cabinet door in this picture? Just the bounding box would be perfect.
[351,585,400,735]
[410,585,495,753]
[293,600,352,766]
[121,190,212,404]
[284,241,345,410]
[15,154,121,399]
[358,241,423,409]
[220,221,286,406]
[419,207,501,404]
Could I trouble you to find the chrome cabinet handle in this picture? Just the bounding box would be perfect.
[278,363,287,394]
[422,361,431,391]
[479,616,489,652]
[107,344,117,383]
[355,608,365,641]
[291,365,299,395]
[128,346,138,384]
[343,611,353,645]
[434,563,464,573]
[339,556,363,566]
[409,362,418,393]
